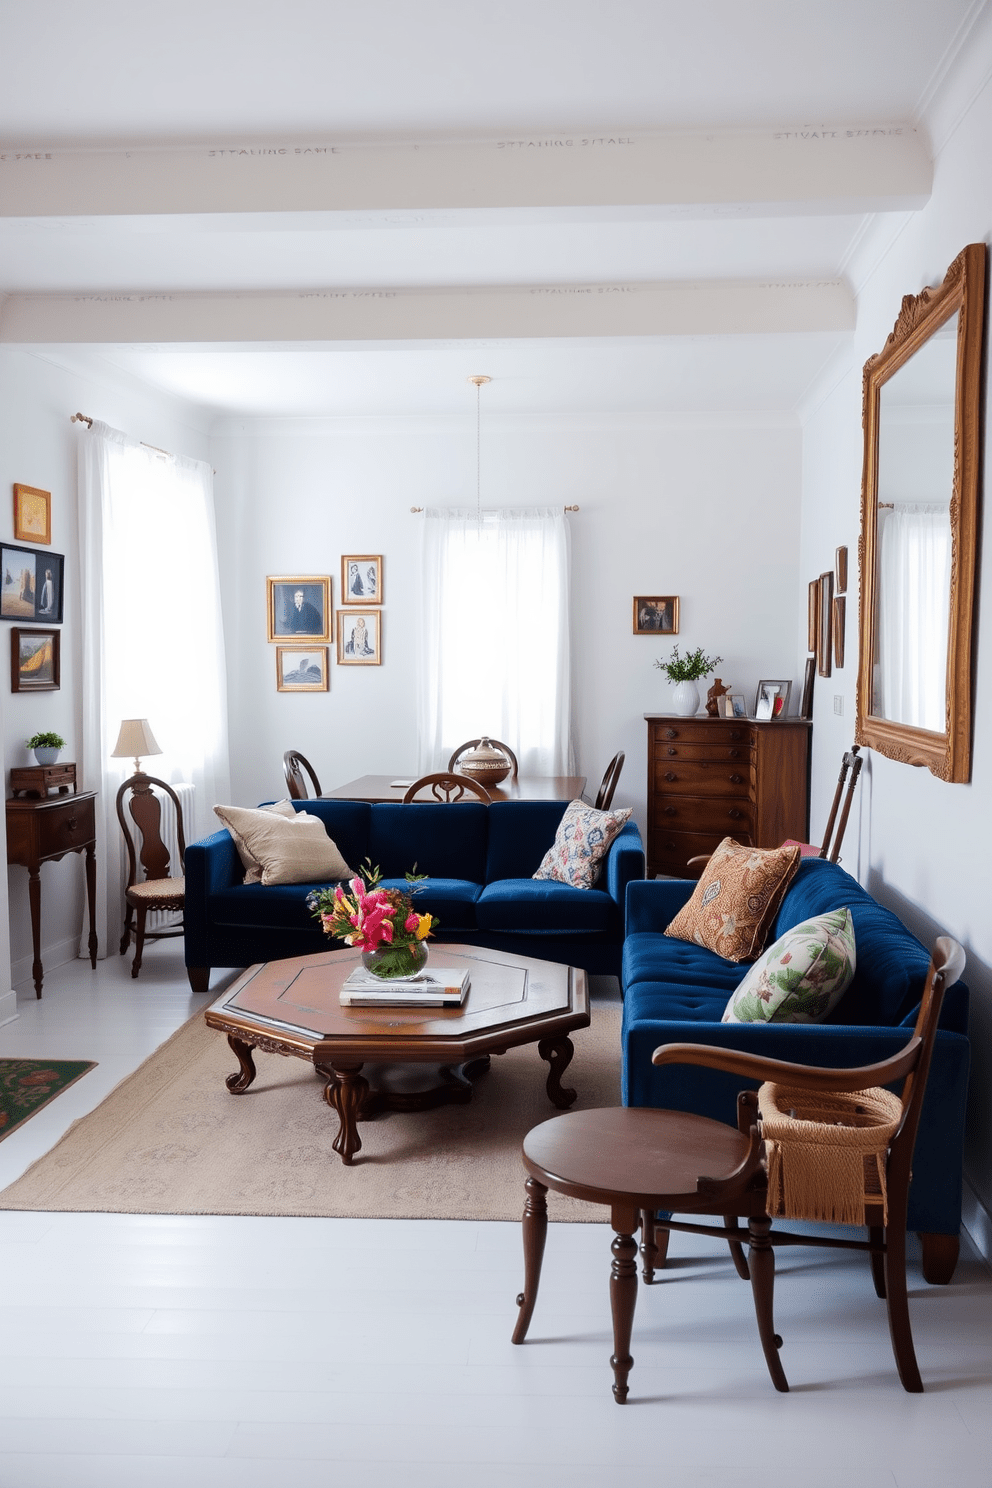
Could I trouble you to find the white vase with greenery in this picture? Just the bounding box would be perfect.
[654,647,723,718]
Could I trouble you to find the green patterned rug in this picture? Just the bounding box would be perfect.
[0,1059,97,1142]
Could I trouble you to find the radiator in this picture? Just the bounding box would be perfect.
[146,781,195,933]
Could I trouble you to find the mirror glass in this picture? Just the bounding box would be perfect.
[872,312,957,730]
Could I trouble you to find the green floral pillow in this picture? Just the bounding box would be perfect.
[722,908,855,1024]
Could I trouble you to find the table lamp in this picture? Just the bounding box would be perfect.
[111,718,162,778]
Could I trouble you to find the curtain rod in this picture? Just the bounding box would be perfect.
[410,505,579,513]
[71,412,179,462]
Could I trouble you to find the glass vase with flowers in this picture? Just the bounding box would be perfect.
[307,867,436,981]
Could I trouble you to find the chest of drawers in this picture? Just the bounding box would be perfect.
[644,715,811,878]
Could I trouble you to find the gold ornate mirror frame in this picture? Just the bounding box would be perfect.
[856,242,987,782]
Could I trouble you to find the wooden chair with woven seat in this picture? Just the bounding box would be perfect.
[447,739,519,780]
[282,749,321,801]
[402,772,493,803]
[594,750,625,811]
[116,773,189,980]
[511,936,965,1402]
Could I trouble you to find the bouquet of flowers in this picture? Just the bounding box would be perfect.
[307,872,436,980]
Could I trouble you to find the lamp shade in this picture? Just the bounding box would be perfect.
[111,718,162,761]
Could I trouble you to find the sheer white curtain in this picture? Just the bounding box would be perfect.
[418,507,572,774]
[877,504,951,730]
[79,421,231,957]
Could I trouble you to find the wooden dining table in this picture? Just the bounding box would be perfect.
[320,773,587,803]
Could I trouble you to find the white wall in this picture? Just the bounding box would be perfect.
[212,411,802,840]
[800,46,992,1237]
[0,349,210,995]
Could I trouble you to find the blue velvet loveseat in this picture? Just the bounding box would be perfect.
[622,859,971,1282]
[186,797,644,990]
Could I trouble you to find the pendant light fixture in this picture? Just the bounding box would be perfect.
[467,374,491,521]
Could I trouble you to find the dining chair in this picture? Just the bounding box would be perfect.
[511,936,964,1402]
[116,773,188,979]
[283,749,321,800]
[447,739,519,779]
[403,772,493,803]
[594,751,625,811]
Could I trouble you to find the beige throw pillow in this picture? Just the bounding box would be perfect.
[664,837,802,963]
[213,802,351,886]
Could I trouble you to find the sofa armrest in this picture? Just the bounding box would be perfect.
[604,822,645,909]
[625,877,694,935]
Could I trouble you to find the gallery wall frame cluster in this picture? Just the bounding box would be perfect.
[804,546,848,715]
[266,556,384,692]
[4,485,64,693]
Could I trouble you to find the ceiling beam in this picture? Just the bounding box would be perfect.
[0,128,930,219]
[0,280,854,343]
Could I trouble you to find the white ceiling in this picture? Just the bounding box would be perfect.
[0,0,985,419]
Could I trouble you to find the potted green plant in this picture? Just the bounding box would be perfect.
[26,730,66,766]
[654,646,723,718]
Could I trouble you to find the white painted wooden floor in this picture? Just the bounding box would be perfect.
[1,944,990,1488]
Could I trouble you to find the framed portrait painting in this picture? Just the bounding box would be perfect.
[13,484,51,545]
[633,595,679,634]
[0,545,64,624]
[336,610,381,665]
[275,646,329,692]
[11,628,60,692]
[342,555,383,604]
[266,576,331,642]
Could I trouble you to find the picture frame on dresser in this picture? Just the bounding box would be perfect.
[754,679,791,720]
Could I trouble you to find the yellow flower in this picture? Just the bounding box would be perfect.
[415,914,432,940]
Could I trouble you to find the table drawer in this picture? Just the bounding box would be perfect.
[37,797,95,858]
[650,795,753,834]
[650,721,751,747]
[651,759,752,797]
[651,740,751,764]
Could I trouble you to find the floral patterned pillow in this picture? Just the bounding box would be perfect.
[722,908,856,1024]
[533,799,633,889]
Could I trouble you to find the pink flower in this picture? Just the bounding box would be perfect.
[404,912,419,933]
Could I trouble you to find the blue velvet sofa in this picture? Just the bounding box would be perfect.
[185,798,644,989]
[622,859,971,1282]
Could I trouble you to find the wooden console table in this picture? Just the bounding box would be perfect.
[644,714,811,878]
[5,790,99,998]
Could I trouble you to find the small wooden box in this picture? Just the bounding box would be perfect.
[9,762,77,799]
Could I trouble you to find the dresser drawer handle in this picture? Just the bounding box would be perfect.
[728,808,743,820]
[664,771,677,782]
[667,747,677,756]
[66,817,78,832]
[728,749,741,758]
[729,729,742,740]
[729,774,743,785]
[663,806,677,816]
[664,728,678,739]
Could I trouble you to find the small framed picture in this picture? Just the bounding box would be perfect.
[754,679,792,721]
[720,694,735,717]
[807,579,819,653]
[800,656,815,720]
[275,646,329,692]
[729,693,748,719]
[266,576,331,642]
[633,595,679,634]
[1,545,64,623]
[833,595,846,669]
[11,627,60,691]
[818,570,834,677]
[13,484,51,545]
[337,609,381,665]
[342,555,383,605]
[835,545,848,595]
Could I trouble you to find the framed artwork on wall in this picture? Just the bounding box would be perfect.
[807,579,819,652]
[833,596,846,669]
[835,545,848,594]
[11,627,60,691]
[633,595,679,634]
[800,656,815,719]
[754,679,791,721]
[13,484,51,545]
[266,576,331,642]
[818,570,834,677]
[336,610,381,664]
[275,646,329,692]
[342,555,383,604]
[0,545,64,624]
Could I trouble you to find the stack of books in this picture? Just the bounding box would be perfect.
[339,965,470,1008]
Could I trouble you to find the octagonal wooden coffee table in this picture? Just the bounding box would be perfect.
[204,943,590,1165]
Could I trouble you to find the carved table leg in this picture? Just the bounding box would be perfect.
[609,1205,640,1403]
[538,1034,577,1109]
[225,1035,258,1093]
[322,1062,370,1165]
[512,1177,549,1344]
[84,842,98,969]
[28,868,43,998]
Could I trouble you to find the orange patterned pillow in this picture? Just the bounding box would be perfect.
[664,838,802,963]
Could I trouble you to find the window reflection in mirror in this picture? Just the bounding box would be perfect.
[872,312,957,730]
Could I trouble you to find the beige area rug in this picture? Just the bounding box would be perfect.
[0,1003,622,1222]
